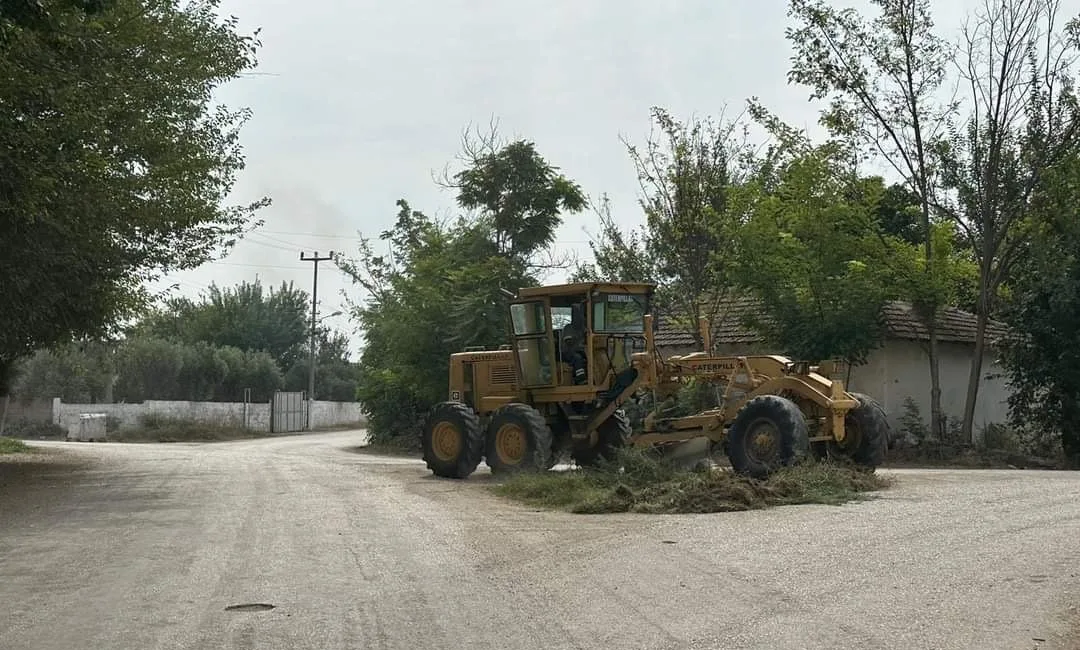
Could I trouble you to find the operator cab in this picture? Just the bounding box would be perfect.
[508,282,653,391]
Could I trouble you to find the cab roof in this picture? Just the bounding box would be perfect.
[515,282,656,299]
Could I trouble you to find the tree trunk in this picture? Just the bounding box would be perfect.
[927,319,946,440]
[1061,395,1080,469]
[961,300,990,444]
[0,358,12,397]
[0,394,9,436]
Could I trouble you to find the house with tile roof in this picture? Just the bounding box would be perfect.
[654,297,1012,439]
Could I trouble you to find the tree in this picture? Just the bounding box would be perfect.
[0,0,111,37]
[452,135,587,258]
[934,0,1080,440]
[111,337,283,403]
[176,341,229,401]
[340,132,586,443]
[14,340,114,403]
[786,0,955,437]
[0,0,268,393]
[872,182,925,246]
[213,346,282,402]
[135,279,310,372]
[1001,153,1080,464]
[576,107,756,345]
[284,331,360,402]
[112,338,185,402]
[735,140,900,364]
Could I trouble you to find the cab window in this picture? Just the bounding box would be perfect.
[510,302,546,335]
[592,294,646,333]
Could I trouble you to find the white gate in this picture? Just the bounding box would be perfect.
[270,391,307,433]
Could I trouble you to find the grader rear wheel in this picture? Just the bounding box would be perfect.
[485,403,554,474]
[421,402,485,479]
[726,395,809,479]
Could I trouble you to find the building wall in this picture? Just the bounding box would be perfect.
[1,397,55,426]
[54,399,366,432]
[657,338,1012,441]
[848,339,1010,439]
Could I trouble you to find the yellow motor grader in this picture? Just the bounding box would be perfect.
[420,282,888,479]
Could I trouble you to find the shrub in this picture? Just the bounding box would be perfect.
[0,437,30,454]
[114,415,264,443]
[1,419,66,439]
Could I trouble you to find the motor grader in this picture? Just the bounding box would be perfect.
[420,281,888,479]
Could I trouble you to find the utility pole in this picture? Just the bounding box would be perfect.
[300,250,334,430]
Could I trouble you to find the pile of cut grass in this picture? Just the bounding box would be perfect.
[492,448,891,514]
[0,437,30,454]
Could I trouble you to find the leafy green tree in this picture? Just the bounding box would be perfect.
[786,0,1080,441]
[453,138,586,257]
[112,338,185,402]
[14,340,114,403]
[1001,154,1080,465]
[785,0,955,437]
[341,133,586,443]
[0,0,110,30]
[177,342,229,401]
[933,0,1080,440]
[213,346,283,402]
[870,182,924,247]
[284,331,360,401]
[575,108,755,346]
[735,136,900,364]
[0,0,268,394]
[135,279,310,371]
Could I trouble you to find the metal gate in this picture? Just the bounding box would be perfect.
[270,391,307,433]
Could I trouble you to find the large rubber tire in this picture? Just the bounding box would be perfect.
[726,395,809,479]
[828,392,888,471]
[421,402,485,479]
[571,409,631,468]
[485,403,554,474]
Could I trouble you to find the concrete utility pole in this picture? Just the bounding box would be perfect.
[300,250,334,430]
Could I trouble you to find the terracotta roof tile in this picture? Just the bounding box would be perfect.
[881,301,1009,344]
[654,297,1008,348]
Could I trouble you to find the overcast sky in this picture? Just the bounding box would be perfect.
[152,0,984,354]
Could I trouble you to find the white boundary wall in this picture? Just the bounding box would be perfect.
[52,398,365,432]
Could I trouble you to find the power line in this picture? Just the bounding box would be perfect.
[253,228,594,245]
[243,235,298,253]
[207,260,310,271]
[249,231,301,249]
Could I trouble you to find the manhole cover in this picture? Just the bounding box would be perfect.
[225,603,276,612]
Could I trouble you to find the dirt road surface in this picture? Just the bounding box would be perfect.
[2,431,1079,650]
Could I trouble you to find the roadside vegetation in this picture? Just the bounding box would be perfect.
[491,449,891,514]
[0,437,30,454]
[106,415,269,443]
[884,399,1065,469]
[342,1,1080,470]
[3,0,1079,471]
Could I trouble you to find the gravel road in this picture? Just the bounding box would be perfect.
[1,431,1079,650]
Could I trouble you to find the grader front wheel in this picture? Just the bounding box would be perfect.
[421,402,485,479]
[824,392,888,471]
[571,409,631,467]
[485,403,554,474]
[726,395,809,479]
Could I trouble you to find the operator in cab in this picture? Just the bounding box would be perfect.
[561,302,589,385]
